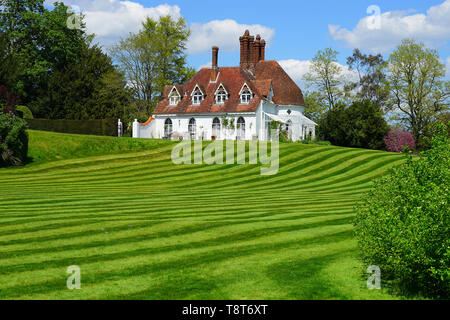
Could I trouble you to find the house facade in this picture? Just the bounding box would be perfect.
[133,31,316,141]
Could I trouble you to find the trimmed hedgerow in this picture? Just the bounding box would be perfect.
[25,118,118,136]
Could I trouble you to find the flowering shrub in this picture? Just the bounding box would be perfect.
[384,128,416,153]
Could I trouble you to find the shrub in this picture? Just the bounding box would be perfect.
[319,100,389,150]
[384,128,416,153]
[354,123,449,298]
[15,106,34,119]
[0,113,29,167]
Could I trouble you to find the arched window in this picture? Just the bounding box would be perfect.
[188,118,196,138]
[237,117,245,140]
[164,118,173,138]
[212,117,221,138]
[240,85,252,104]
[169,88,180,106]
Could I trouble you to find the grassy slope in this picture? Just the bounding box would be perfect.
[0,130,406,300]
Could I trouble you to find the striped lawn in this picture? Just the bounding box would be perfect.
[0,132,406,300]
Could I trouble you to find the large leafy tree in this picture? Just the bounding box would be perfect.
[37,41,131,120]
[0,0,132,120]
[383,39,449,149]
[303,48,346,111]
[319,100,389,150]
[111,15,195,114]
[346,48,389,109]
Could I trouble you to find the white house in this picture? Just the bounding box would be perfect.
[133,31,316,141]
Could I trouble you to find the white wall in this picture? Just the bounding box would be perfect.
[132,101,315,141]
[151,114,258,141]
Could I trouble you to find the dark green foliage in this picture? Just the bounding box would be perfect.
[26,118,118,136]
[319,100,389,150]
[0,0,132,120]
[0,113,29,166]
[354,123,449,298]
[32,42,131,120]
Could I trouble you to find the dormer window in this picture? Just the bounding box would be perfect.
[239,84,253,104]
[191,85,204,105]
[215,84,228,105]
[168,87,181,106]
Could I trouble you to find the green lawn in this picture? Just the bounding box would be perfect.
[0,130,406,299]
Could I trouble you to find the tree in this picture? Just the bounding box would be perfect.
[36,42,131,120]
[303,48,346,111]
[383,39,450,149]
[346,48,389,108]
[1,0,132,120]
[0,1,87,103]
[319,100,389,150]
[110,15,195,114]
[302,91,328,123]
[0,32,21,92]
[355,123,449,298]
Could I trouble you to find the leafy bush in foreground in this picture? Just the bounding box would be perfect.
[354,123,449,298]
[0,113,29,167]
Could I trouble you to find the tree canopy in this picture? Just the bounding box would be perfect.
[110,15,195,115]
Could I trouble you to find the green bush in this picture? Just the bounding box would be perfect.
[319,100,389,150]
[354,123,449,298]
[0,113,29,167]
[15,105,34,119]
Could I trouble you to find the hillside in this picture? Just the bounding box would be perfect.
[0,130,406,299]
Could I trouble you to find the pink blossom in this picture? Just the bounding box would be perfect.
[384,128,416,153]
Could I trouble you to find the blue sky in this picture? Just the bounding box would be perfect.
[46,0,450,83]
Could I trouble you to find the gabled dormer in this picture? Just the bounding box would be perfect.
[191,84,204,105]
[214,83,229,105]
[168,86,181,106]
[239,83,253,105]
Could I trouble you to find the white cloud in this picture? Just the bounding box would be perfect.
[198,61,212,70]
[46,0,181,47]
[329,0,450,53]
[278,59,359,89]
[187,19,275,54]
[45,1,274,55]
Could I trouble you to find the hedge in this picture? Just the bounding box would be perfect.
[26,118,118,136]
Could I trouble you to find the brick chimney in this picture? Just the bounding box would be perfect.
[260,40,266,61]
[239,31,265,71]
[211,46,219,82]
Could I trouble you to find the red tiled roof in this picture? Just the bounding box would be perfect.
[154,60,304,114]
[255,61,305,106]
[251,79,272,97]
